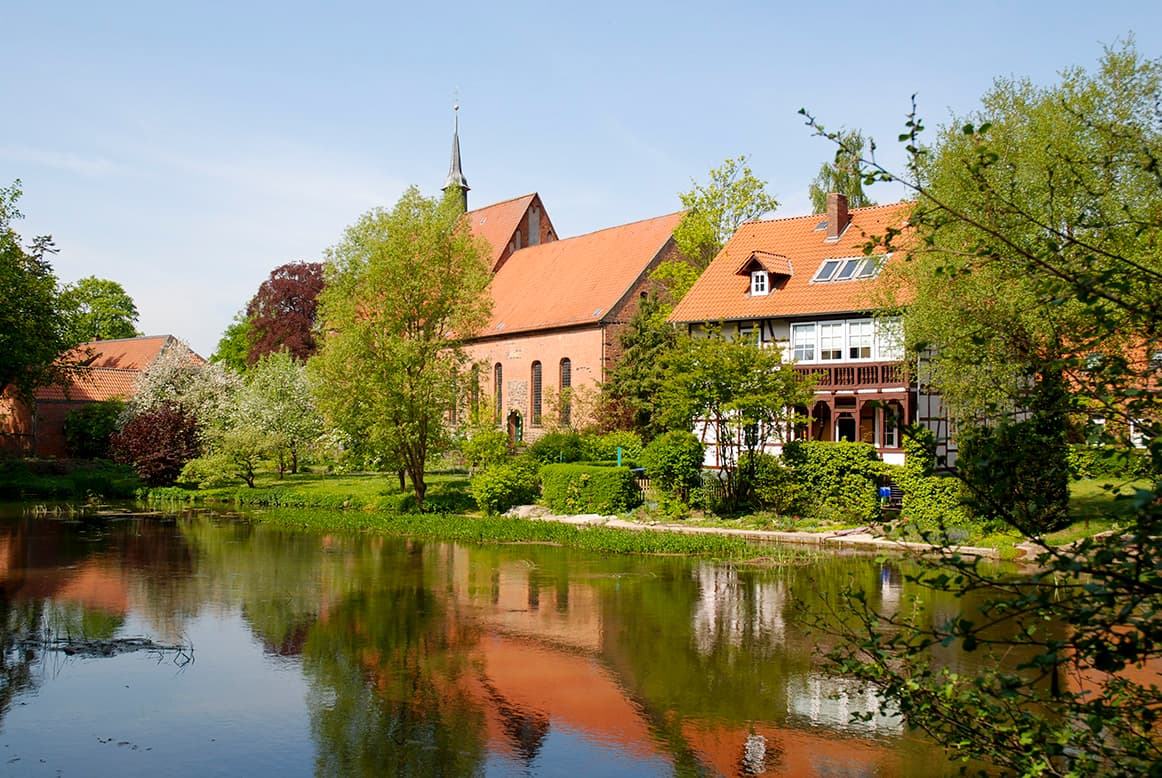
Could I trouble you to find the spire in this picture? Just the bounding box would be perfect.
[443,105,469,211]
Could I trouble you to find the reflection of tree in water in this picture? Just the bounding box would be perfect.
[0,598,44,730]
[478,677,550,763]
[301,541,488,777]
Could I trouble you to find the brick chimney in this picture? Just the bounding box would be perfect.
[826,193,849,240]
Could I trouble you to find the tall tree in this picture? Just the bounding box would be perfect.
[59,276,141,344]
[0,181,73,399]
[246,261,324,364]
[807,129,877,213]
[310,187,492,509]
[600,297,678,440]
[666,154,778,276]
[803,42,1162,776]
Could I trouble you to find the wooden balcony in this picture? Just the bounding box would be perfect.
[792,361,908,391]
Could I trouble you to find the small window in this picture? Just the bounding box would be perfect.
[750,270,769,296]
[1149,351,1162,371]
[855,258,879,278]
[820,322,844,360]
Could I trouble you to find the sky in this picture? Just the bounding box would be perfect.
[4,1,1160,359]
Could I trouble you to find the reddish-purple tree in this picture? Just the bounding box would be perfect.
[246,261,324,365]
[111,404,200,486]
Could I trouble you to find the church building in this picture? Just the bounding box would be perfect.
[444,113,687,443]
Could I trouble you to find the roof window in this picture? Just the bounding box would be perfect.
[812,255,886,283]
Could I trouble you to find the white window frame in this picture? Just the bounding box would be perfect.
[789,316,906,364]
[791,323,815,362]
[750,270,769,296]
[819,322,844,361]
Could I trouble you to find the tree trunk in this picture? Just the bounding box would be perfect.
[398,469,406,492]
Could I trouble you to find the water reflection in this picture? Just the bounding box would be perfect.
[0,505,967,776]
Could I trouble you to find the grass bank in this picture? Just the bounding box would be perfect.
[238,507,797,562]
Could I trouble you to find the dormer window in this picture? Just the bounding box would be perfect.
[750,270,769,296]
[737,251,790,294]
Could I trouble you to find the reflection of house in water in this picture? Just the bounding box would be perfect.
[424,547,908,773]
[691,563,788,655]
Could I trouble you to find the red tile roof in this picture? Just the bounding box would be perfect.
[35,336,202,403]
[479,211,684,337]
[669,201,913,323]
[464,193,538,270]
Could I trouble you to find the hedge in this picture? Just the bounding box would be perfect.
[540,463,641,514]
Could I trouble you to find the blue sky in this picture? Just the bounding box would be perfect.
[4,1,1159,358]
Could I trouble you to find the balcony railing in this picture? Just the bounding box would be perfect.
[792,361,907,390]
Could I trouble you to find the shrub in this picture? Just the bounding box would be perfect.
[471,456,541,515]
[541,463,641,514]
[64,399,125,459]
[781,440,885,522]
[892,428,975,534]
[737,452,800,514]
[641,431,704,497]
[460,427,509,472]
[1066,444,1153,480]
[111,404,200,486]
[581,430,644,464]
[528,431,585,464]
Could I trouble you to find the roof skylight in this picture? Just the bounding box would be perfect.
[812,255,886,283]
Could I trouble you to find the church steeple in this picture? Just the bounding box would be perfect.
[443,105,469,212]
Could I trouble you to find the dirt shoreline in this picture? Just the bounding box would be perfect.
[505,504,1036,560]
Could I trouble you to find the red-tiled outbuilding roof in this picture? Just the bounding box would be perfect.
[34,336,201,402]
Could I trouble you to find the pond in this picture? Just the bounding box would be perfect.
[0,504,979,777]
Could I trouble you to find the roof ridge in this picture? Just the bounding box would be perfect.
[465,192,537,214]
[531,210,684,245]
[737,200,913,229]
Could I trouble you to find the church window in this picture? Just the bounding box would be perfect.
[531,361,543,426]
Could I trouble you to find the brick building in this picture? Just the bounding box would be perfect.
[445,115,688,443]
[0,335,202,458]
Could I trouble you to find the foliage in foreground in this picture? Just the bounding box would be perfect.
[805,43,1162,776]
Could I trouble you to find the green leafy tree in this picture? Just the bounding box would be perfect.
[0,181,73,400]
[803,42,1162,776]
[211,310,253,374]
[59,276,141,344]
[656,333,814,512]
[653,157,778,306]
[310,187,492,509]
[64,398,125,459]
[807,129,877,213]
[671,156,779,270]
